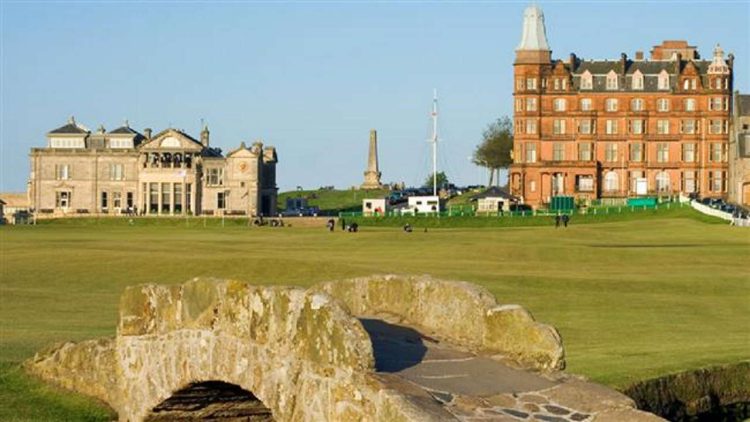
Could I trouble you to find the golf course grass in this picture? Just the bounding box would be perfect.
[0,211,748,420]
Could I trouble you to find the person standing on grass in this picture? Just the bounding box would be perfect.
[340,218,346,231]
[555,214,561,228]
[562,214,569,228]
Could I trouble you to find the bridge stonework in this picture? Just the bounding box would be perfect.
[25,275,663,421]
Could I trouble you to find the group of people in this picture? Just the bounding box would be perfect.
[554,214,571,228]
[328,218,358,232]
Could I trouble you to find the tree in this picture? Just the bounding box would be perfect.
[473,117,514,187]
[423,171,449,190]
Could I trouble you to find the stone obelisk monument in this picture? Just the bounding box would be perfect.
[361,129,384,189]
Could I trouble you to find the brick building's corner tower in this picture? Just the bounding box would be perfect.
[510,4,553,205]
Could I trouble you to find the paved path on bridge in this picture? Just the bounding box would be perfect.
[361,318,654,422]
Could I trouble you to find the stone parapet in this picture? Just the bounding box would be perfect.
[312,274,565,371]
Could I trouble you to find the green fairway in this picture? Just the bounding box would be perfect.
[0,214,748,420]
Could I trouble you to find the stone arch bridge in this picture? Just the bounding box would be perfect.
[26,275,662,421]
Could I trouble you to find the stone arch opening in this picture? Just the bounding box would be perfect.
[144,381,274,421]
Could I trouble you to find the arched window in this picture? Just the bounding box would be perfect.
[581,70,593,90]
[656,171,671,192]
[658,70,670,90]
[632,70,644,90]
[604,171,619,192]
[606,70,618,90]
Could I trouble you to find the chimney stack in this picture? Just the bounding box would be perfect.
[569,53,577,67]
[635,50,644,61]
[620,53,627,74]
[144,128,152,140]
[201,125,210,147]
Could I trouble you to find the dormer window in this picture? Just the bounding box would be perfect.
[658,70,670,90]
[632,70,644,90]
[606,70,618,90]
[580,71,593,90]
[554,79,560,90]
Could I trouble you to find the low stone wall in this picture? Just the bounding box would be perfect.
[312,274,564,371]
[624,362,750,421]
[25,278,437,422]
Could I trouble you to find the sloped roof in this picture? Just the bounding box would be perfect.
[109,125,141,135]
[0,193,29,207]
[470,186,517,201]
[48,120,89,135]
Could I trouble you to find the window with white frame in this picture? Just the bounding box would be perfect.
[630,143,643,162]
[631,98,644,111]
[110,163,124,181]
[552,143,565,161]
[709,170,725,192]
[553,98,566,111]
[580,98,592,111]
[658,70,670,90]
[553,79,560,90]
[580,71,593,89]
[684,98,696,111]
[709,97,721,110]
[656,171,671,192]
[55,191,71,208]
[606,70,618,90]
[578,143,592,161]
[657,143,669,162]
[605,120,618,135]
[113,192,122,209]
[525,120,537,134]
[630,170,645,192]
[630,119,644,135]
[710,143,724,162]
[553,119,566,135]
[682,143,696,162]
[682,171,697,193]
[525,143,537,163]
[605,98,618,112]
[55,164,71,180]
[657,120,670,134]
[604,171,619,192]
[709,119,721,134]
[206,168,224,186]
[632,70,644,90]
[525,98,537,111]
[605,143,618,162]
[526,78,537,90]
[681,120,697,134]
[577,175,594,192]
[516,78,524,90]
[515,99,522,111]
[578,119,593,134]
[657,98,670,112]
[530,180,536,192]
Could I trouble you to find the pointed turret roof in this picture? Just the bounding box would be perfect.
[517,4,550,51]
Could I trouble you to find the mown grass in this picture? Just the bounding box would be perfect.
[0,212,748,420]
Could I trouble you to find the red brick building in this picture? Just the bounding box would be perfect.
[509,5,733,209]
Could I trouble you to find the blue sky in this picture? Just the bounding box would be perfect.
[1,1,748,192]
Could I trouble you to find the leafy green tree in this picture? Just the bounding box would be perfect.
[423,171,449,190]
[473,117,513,186]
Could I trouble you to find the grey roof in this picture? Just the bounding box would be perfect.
[738,95,750,116]
[108,125,141,135]
[48,122,89,135]
[470,186,517,201]
[568,58,713,92]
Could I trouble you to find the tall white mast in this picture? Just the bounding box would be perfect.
[431,89,438,196]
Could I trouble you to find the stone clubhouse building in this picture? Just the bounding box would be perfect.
[510,5,734,208]
[29,118,278,217]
